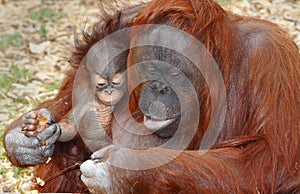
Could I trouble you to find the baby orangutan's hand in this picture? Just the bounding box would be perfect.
[21,108,52,137]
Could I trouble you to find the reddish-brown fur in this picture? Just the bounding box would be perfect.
[4,0,300,193]
[102,0,300,193]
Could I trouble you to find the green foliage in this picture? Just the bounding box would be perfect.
[29,7,64,37]
[0,127,4,149]
[13,167,26,178]
[29,7,63,23]
[0,32,23,49]
[217,0,230,6]
[1,152,7,158]
[11,97,29,105]
[40,7,53,20]
[45,79,62,92]
[0,65,33,95]
[38,26,48,37]
[0,65,34,108]
[51,12,64,22]
[0,167,8,175]
[8,65,33,84]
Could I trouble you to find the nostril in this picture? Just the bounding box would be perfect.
[160,86,169,94]
[151,81,160,90]
[105,88,113,94]
[151,81,169,94]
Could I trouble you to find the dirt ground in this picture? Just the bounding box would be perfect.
[0,0,299,193]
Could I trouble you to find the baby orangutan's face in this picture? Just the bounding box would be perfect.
[94,73,126,106]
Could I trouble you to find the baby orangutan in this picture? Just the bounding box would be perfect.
[61,50,128,152]
[22,41,129,152]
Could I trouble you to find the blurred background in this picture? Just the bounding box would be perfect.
[0,0,299,192]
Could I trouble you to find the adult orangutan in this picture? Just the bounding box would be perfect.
[3,0,300,194]
[79,0,300,193]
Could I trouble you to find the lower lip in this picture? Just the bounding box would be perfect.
[143,116,176,132]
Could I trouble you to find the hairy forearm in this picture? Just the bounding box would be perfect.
[114,149,245,193]
[81,146,248,193]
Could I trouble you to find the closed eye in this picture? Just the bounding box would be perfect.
[112,81,121,86]
[111,74,123,87]
[148,67,157,74]
[169,68,182,78]
[144,65,157,74]
[96,83,107,89]
[95,75,108,89]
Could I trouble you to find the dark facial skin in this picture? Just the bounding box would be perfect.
[129,46,201,138]
[87,50,128,106]
[93,72,127,106]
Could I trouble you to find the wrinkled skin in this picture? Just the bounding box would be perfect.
[80,145,120,194]
[5,108,61,166]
